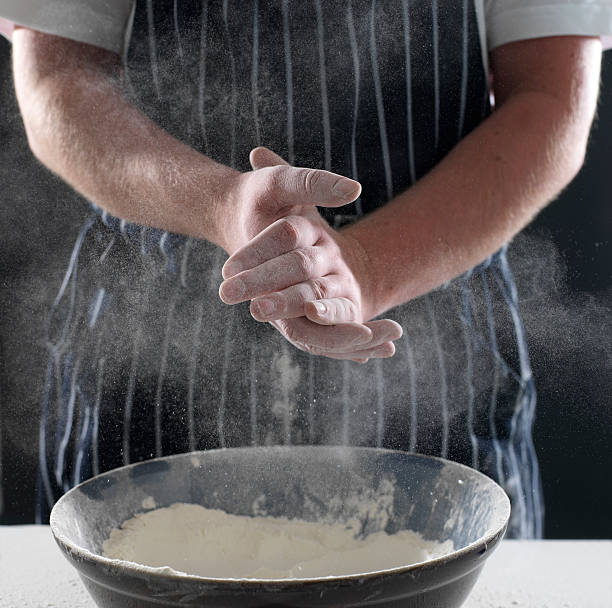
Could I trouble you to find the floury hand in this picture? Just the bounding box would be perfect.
[219,147,402,362]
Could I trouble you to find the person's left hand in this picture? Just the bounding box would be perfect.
[219,148,402,362]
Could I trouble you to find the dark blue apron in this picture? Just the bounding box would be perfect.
[37,0,543,538]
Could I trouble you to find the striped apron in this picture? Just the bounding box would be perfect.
[37,0,543,538]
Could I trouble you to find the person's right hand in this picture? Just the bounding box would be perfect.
[218,147,403,363]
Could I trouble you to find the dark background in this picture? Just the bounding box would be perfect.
[0,37,610,537]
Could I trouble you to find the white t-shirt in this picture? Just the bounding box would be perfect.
[0,0,611,57]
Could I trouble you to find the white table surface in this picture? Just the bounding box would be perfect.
[0,526,610,608]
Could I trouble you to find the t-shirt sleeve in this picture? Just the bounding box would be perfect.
[0,0,135,55]
[485,0,612,51]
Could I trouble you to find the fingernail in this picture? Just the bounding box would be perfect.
[313,301,326,315]
[333,178,359,199]
[222,278,245,301]
[255,298,276,317]
[223,261,242,278]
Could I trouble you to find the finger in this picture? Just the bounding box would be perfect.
[272,318,373,354]
[222,216,320,279]
[362,319,404,345]
[250,147,361,207]
[259,165,361,210]
[304,301,403,347]
[318,341,397,361]
[249,146,289,170]
[309,318,402,352]
[219,246,332,304]
[250,275,347,321]
[303,297,359,325]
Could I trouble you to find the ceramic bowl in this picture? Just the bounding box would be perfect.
[50,446,510,607]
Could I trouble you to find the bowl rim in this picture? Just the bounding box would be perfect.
[50,446,511,587]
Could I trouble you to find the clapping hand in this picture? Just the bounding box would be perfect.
[219,147,402,362]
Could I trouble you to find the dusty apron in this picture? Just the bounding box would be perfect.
[37,0,543,538]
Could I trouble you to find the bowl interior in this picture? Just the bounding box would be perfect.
[51,446,509,569]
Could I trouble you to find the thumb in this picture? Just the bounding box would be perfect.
[250,148,361,209]
[250,146,289,170]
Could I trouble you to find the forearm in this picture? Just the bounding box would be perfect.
[346,38,601,319]
[12,29,235,246]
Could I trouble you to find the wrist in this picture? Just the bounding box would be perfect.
[179,155,240,251]
[339,229,385,321]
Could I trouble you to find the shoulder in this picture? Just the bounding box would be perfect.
[0,0,134,55]
[482,0,612,51]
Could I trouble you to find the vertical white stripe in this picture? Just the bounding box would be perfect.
[154,295,177,457]
[425,296,448,458]
[346,0,363,216]
[314,0,331,171]
[308,357,315,443]
[198,0,209,154]
[369,0,393,200]
[180,238,192,289]
[251,0,261,146]
[139,227,147,255]
[146,0,161,100]
[187,301,205,453]
[208,250,225,292]
[461,274,479,469]
[91,355,105,478]
[405,336,418,451]
[480,268,505,485]
[250,344,258,446]
[73,330,104,487]
[73,402,90,487]
[473,0,489,76]
[123,328,142,466]
[222,0,238,168]
[55,356,81,490]
[173,0,185,66]
[37,358,56,520]
[88,288,105,328]
[282,0,295,164]
[281,342,293,445]
[375,359,384,447]
[51,217,95,354]
[458,0,469,140]
[432,0,440,153]
[341,361,350,445]
[400,0,416,184]
[495,250,542,536]
[217,309,235,448]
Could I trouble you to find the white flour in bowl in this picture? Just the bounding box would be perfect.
[102,502,453,579]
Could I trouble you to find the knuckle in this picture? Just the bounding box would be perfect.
[309,277,329,300]
[302,169,321,195]
[277,217,300,249]
[263,166,285,197]
[292,248,315,277]
[337,298,352,319]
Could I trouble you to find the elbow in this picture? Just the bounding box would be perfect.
[561,133,589,185]
[21,110,52,169]
[556,117,593,189]
[17,79,72,178]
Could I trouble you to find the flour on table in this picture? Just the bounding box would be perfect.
[102,503,453,579]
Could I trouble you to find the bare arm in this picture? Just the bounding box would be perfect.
[345,36,602,318]
[11,28,361,255]
[219,36,601,360]
[13,28,401,360]
[12,27,236,247]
